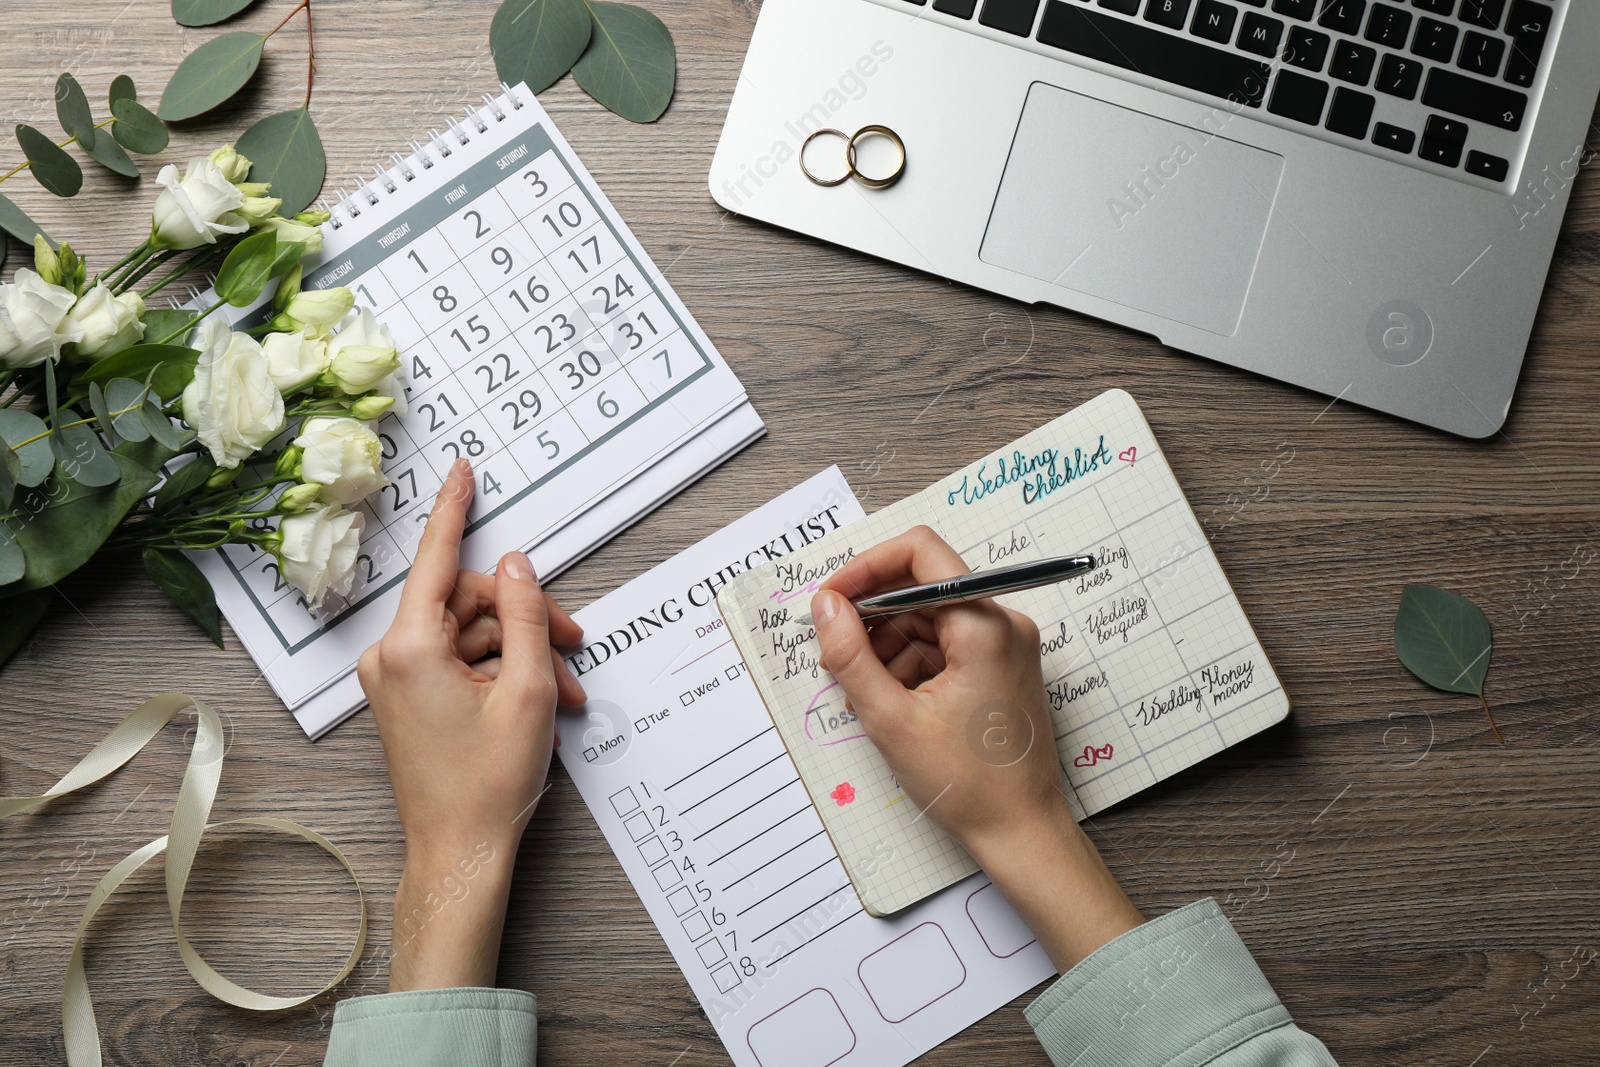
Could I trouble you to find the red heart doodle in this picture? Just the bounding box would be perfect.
[830,782,856,806]
[1118,447,1137,466]
[1072,743,1114,768]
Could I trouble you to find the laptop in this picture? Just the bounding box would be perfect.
[710,0,1598,437]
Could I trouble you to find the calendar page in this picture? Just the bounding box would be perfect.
[193,86,759,716]
[719,390,1289,915]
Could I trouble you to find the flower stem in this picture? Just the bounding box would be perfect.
[114,249,179,296]
[264,0,311,39]
[95,240,152,289]
[303,0,317,109]
[141,245,225,297]
[153,300,226,346]
[1477,690,1504,745]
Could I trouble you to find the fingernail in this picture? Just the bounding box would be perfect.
[454,458,471,479]
[813,590,840,625]
[504,551,533,581]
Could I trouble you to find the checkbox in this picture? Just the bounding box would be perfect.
[635,717,650,733]
[666,887,696,916]
[697,937,727,967]
[725,665,741,681]
[609,787,640,818]
[681,912,711,941]
[653,861,684,890]
[637,836,668,866]
[711,963,741,993]
[583,747,597,762]
[623,811,652,841]
[680,691,694,706]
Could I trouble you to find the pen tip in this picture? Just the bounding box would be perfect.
[796,614,813,627]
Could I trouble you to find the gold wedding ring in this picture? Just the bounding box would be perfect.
[800,124,907,190]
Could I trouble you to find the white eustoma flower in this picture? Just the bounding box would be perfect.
[260,330,328,394]
[294,416,388,505]
[277,503,364,608]
[259,214,324,256]
[65,284,145,361]
[181,319,286,469]
[150,157,249,250]
[323,308,401,394]
[0,268,85,368]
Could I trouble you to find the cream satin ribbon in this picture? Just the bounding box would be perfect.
[0,692,367,1067]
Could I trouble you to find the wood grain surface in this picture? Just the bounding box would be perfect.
[2,2,1598,1065]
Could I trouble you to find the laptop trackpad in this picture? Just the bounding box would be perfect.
[980,82,1284,337]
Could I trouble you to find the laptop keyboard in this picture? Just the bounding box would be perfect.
[879,0,1564,188]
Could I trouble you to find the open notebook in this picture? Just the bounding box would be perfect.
[716,389,1290,916]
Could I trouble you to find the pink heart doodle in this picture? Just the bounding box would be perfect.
[830,782,856,806]
[1118,447,1137,466]
[1072,743,1114,768]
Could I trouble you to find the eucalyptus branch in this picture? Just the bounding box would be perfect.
[0,116,115,186]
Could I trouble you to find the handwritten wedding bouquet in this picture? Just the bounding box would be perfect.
[0,145,404,663]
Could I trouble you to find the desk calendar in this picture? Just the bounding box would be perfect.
[192,85,762,737]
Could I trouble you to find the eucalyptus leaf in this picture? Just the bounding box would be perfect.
[106,377,152,441]
[0,527,24,586]
[572,2,676,123]
[140,398,191,449]
[157,32,265,122]
[0,442,19,511]
[0,588,49,665]
[54,74,96,150]
[154,453,217,514]
[0,192,52,247]
[109,75,137,108]
[50,423,120,487]
[491,0,592,94]
[234,108,325,215]
[1394,583,1502,741]
[173,0,265,27]
[16,124,83,197]
[87,382,120,446]
[0,409,55,486]
[85,128,139,178]
[0,237,7,272]
[79,343,199,402]
[111,98,169,154]
[144,546,224,646]
[214,229,277,307]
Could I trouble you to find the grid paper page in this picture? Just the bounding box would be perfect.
[718,389,1290,916]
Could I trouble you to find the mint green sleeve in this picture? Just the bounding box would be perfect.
[323,988,537,1067]
[1026,898,1339,1067]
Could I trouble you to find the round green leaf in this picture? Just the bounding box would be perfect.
[55,73,96,150]
[214,228,278,307]
[140,397,192,449]
[154,453,217,515]
[491,0,593,95]
[51,423,120,487]
[173,0,265,27]
[157,32,266,122]
[106,378,152,442]
[80,343,200,401]
[0,193,50,246]
[1394,584,1492,696]
[111,98,169,155]
[0,527,24,586]
[86,127,139,178]
[109,75,137,108]
[572,2,676,123]
[0,409,56,487]
[0,442,20,511]
[87,382,120,446]
[16,124,83,197]
[143,546,224,647]
[234,108,325,215]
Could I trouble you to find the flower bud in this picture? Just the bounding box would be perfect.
[277,481,324,514]
[294,208,332,226]
[227,518,246,541]
[274,444,304,481]
[238,195,284,227]
[205,464,240,489]
[208,145,253,184]
[33,236,61,287]
[278,286,355,329]
[273,264,303,315]
[350,394,394,420]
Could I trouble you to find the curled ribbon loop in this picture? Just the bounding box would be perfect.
[0,693,367,1067]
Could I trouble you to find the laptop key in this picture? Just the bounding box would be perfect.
[1459,0,1504,28]
[1422,67,1527,129]
[1329,40,1377,84]
[1465,149,1509,180]
[1037,2,1273,105]
[1284,26,1331,69]
[1373,121,1417,152]
[1424,114,1468,143]
[1365,3,1412,46]
[1268,69,1330,122]
[1099,0,1141,11]
[1412,0,1453,12]
[1325,86,1376,136]
[1503,0,1551,88]
[1411,17,1458,61]
[1238,12,1286,56]
[1191,0,1239,43]
[1376,53,1424,97]
[1317,0,1366,34]
[980,0,1043,35]
[1419,135,1463,166]
[1146,0,1194,29]
[934,0,980,16]
[1457,31,1504,76]
[1272,0,1317,19]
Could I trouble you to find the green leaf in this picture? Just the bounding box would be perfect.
[140,397,191,449]
[491,0,593,95]
[572,2,676,123]
[214,229,277,307]
[87,382,120,446]
[50,423,120,487]
[107,378,152,441]
[0,192,52,247]
[79,343,199,402]
[268,239,306,280]
[0,588,49,665]
[111,98,169,154]
[0,410,55,487]
[55,74,96,151]
[16,124,83,197]
[85,127,139,178]
[154,453,217,515]
[0,441,19,511]
[234,108,325,216]
[1394,583,1502,741]
[157,32,265,122]
[173,0,264,27]
[144,546,224,646]
[141,308,195,348]
[0,526,24,586]
[109,75,137,108]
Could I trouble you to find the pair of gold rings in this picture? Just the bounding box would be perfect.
[800,125,907,190]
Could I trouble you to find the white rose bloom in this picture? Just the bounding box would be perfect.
[260,213,324,255]
[278,503,364,608]
[150,157,249,250]
[0,269,85,369]
[181,320,286,469]
[65,284,146,361]
[294,416,388,505]
[324,308,401,394]
[261,330,328,394]
[282,286,355,329]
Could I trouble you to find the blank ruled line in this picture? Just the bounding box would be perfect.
[752,882,854,942]
[722,828,827,892]
[664,726,774,790]
[691,780,799,841]
[764,907,865,966]
[707,806,812,864]
[678,752,790,816]
[736,856,839,917]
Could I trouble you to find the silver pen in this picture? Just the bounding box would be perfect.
[797,553,1098,625]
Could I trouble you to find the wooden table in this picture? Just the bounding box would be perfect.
[3,2,1598,1064]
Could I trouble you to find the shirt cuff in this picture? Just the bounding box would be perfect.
[1024,898,1293,1067]
[324,987,537,1067]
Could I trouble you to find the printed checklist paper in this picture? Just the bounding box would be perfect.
[555,469,1056,1067]
[718,390,1291,916]
[190,86,760,736]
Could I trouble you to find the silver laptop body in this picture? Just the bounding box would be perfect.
[711,0,1598,436]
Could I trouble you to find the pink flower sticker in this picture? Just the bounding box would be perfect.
[830,782,856,806]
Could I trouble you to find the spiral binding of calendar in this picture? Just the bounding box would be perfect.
[324,82,526,231]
